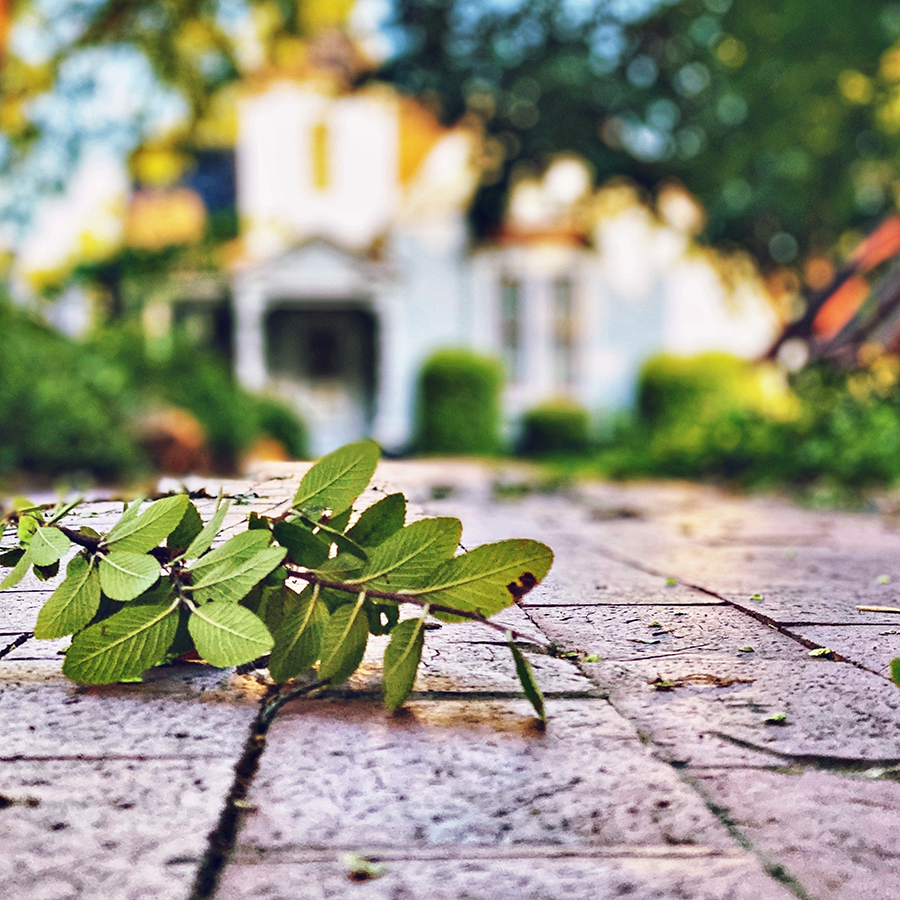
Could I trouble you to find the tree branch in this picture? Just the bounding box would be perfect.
[288,568,551,649]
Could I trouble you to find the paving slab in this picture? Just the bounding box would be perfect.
[528,605,807,662]
[719,585,900,626]
[5,461,900,900]
[0,757,235,900]
[789,623,900,674]
[233,698,734,850]
[217,853,797,900]
[694,768,900,900]
[585,653,900,767]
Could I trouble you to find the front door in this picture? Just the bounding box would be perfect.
[265,305,377,456]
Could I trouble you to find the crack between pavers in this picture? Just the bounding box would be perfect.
[523,544,821,900]
[590,543,893,681]
[0,633,32,660]
[708,732,900,775]
[228,844,746,864]
[186,684,280,900]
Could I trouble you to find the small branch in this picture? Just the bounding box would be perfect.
[262,678,332,723]
[858,605,900,614]
[289,568,551,649]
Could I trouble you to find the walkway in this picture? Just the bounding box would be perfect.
[2,461,898,900]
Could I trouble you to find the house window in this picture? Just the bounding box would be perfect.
[552,276,575,386]
[501,277,521,381]
[311,120,330,190]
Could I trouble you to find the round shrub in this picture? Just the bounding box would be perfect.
[414,349,503,455]
[637,352,764,427]
[518,401,591,456]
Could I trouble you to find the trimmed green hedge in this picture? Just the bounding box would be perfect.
[414,349,503,455]
[518,401,591,456]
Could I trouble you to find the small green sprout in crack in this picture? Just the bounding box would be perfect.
[750,593,764,602]
[648,620,662,628]
[665,577,678,587]
[891,658,900,688]
[583,653,602,663]
[738,646,755,653]
[765,711,788,726]
[808,647,834,659]
[878,574,892,585]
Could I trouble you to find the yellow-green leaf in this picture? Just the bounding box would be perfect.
[104,495,189,554]
[63,598,179,684]
[420,540,553,619]
[29,526,71,567]
[318,600,368,683]
[188,603,273,668]
[383,617,425,710]
[293,439,380,515]
[35,554,101,639]
[99,552,161,602]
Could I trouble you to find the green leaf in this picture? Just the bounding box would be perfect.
[188,544,287,604]
[419,539,553,619]
[17,514,40,543]
[366,600,399,636]
[187,602,274,668]
[46,496,83,526]
[35,555,101,639]
[184,498,231,560]
[299,515,368,561]
[190,529,272,574]
[0,547,25,567]
[328,507,353,533]
[104,495,189,554]
[383,617,425,710]
[346,493,406,547]
[33,560,60,581]
[891,658,900,688]
[318,598,369,683]
[349,518,461,591]
[99,552,161,602]
[29,526,70,566]
[273,520,330,568]
[0,547,33,589]
[508,634,546,724]
[269,586,328,681]
[167,501,204,555]
[292,439,380,515]
[62,597,179,684]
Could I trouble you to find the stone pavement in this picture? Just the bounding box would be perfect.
[2,461,899,900]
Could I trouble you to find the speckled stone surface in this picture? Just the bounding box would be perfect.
[3,461,900,900]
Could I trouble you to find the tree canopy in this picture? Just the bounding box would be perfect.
[382,0,900,267]
[4,0,900,275]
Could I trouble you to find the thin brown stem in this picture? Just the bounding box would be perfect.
[288,568,551,649]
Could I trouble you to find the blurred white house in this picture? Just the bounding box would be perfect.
[130,30,777,456]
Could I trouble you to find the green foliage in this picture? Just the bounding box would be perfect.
[1,440,554,719]
[637,353,767,428]
[384,0,900,262]
[518,402,592,457]
[600,355,900,489]
[0,300,138,478]
[0,298,307,478]
[414,350,503,455]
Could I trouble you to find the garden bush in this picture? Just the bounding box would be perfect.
[601,352,900,490]
[0,300,139,478]
[518,400,592,456]
[0,298,307,479]
[414,349,503,455]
